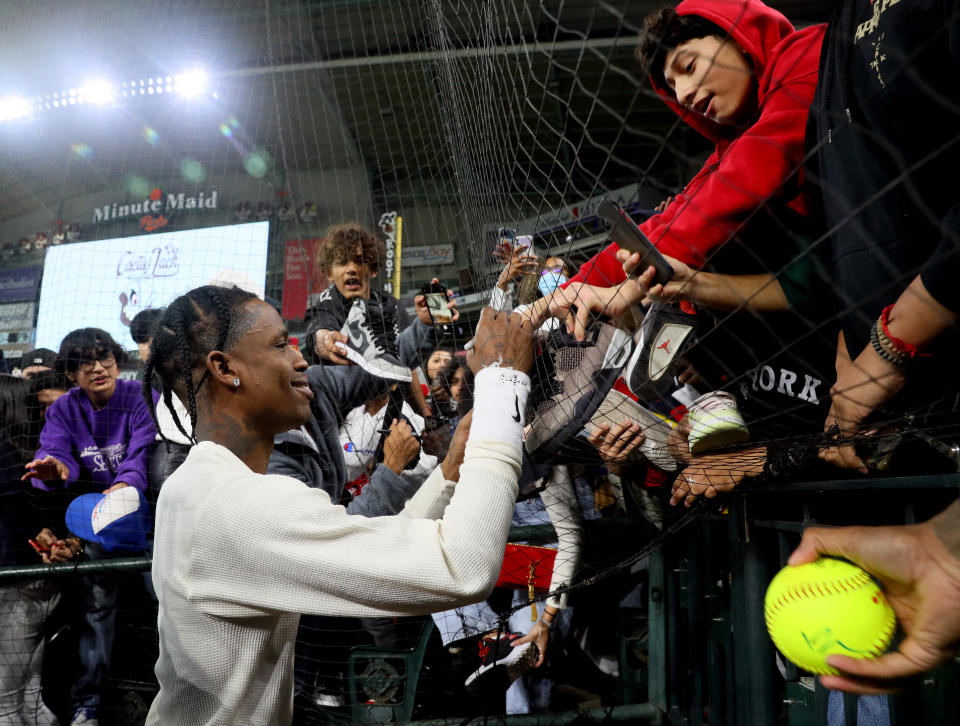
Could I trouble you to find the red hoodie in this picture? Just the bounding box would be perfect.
[568,0,825,286]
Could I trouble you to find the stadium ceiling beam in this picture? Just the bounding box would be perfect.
[216,37,626,79]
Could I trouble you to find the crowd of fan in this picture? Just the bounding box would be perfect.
[1,0,959,725]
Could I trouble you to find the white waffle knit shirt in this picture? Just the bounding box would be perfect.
[146,367,527,726]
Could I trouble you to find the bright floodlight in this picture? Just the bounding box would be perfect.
[175,69,208,99]
[0,95,32,121]
[79,78,115,105]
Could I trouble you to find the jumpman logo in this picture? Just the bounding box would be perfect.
[512,394,521,423]
[657,339,671,353]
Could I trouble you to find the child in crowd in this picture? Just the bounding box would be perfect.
[23,328,158,726]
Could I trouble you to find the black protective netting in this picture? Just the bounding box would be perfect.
[0,0,957,724]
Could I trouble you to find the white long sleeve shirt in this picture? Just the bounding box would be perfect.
[146,367,528,726]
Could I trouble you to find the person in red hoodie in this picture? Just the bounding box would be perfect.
[533,0,833,504]
[559,0,824,293]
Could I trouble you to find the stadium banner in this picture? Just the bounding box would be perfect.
[35,222,269,350]
[281,238,329,320]
[0,265,42,302]
[91,187,220,233]
[378,212,401,299]
[402,244,454,268]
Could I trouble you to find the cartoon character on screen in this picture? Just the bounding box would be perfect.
[119,289,141,328]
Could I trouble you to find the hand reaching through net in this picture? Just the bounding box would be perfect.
[669,446,766,507]
[617,248,695,304]
[820,332,906,474]
[667,419,763,508]
[547,282,643,341]
[587,421,645,475]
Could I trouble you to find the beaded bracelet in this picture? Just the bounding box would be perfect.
[870,320,909,367]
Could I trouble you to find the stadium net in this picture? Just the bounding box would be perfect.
[0,0,957,723]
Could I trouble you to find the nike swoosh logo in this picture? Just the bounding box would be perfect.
[348,322,367,349]
[512,394,521,423]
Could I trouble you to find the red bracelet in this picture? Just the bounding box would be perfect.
[879,304,928,358]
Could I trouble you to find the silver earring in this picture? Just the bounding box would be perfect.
[232,378,240,388]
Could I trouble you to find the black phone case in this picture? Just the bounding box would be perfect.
[596,198,674,286]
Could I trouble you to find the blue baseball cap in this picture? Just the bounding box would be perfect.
[65,487,152,553]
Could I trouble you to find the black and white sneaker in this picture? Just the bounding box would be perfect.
[464,632,539,695]
[337,299,412,382]
[624,300,698,401]
[525,321,639,463]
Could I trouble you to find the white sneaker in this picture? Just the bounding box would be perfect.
[337,300,411,382]
[686,391,749,455]
[464,633,539,694]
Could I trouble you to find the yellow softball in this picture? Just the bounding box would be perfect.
[764,558,896,675]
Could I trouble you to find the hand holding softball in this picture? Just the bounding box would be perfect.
[787,500,960,694]
[765,559,896,678]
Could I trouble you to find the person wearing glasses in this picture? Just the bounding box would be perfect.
[24,327,158,726]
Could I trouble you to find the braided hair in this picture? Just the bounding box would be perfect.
[141,285,258,445]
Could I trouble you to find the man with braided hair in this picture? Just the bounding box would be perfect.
[143,285,535,725]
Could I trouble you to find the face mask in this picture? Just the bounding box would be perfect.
[538,271,567,296]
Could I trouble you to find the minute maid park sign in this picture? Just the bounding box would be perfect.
[92,187,219,232]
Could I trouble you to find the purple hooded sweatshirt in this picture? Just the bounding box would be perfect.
[32,378,158,493]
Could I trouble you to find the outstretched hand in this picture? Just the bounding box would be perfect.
[22,455,69,483]
[547,282,642,341]
[820,343,906,474]
[616,248,693,304]
[587,421,645,474]
[789,500,960,694]
[670,446,765,507]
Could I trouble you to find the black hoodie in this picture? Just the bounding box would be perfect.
[808,0,960,358]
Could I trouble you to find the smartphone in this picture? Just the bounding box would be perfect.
[420,281,453,324]
[497,227,517,248]
[596,198,674,286]
[422,415,446,432]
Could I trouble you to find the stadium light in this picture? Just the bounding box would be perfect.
[175,69,208,99]
[79,78,115,106]
[0,95,32,121]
